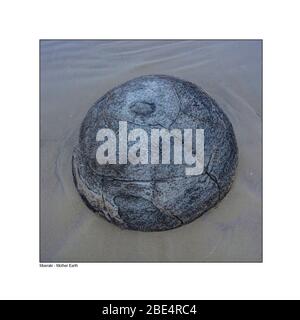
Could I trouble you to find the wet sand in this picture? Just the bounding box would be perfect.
[40,40,262,262]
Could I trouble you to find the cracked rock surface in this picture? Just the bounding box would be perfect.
[72,75,238,231]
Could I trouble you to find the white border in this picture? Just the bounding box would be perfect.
[1,0,300,299]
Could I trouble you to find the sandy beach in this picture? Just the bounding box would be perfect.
[40,40,262,262]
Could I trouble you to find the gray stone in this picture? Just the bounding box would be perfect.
[72,75,238,231]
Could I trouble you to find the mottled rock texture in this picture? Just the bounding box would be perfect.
[72,75,238,231]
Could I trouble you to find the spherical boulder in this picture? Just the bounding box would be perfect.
[72,75,238,231]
